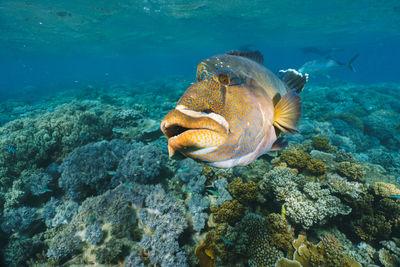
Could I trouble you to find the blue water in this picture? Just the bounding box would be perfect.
[1,0,400,101]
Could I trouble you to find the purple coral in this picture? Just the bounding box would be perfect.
[112,142,167,185]
[58,139,132,200]
[138,185,188,266]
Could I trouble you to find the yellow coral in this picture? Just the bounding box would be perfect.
[291,234,362,267]
[195,241,214,267]
[373,182,400,197]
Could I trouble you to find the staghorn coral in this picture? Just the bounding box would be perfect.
[364,109,400,148]
[84,222,103,245]
[211,200,245,225]
[227,177,258,204]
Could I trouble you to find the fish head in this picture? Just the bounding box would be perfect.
[161,58,274,167]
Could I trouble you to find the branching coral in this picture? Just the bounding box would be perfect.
[211,200,245,225]
[260,167,351,229]
[328,174,365,200]
[228,177,258,204]
[335,161,366,182]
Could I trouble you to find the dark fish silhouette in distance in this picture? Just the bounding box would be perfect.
[298,54,359,78]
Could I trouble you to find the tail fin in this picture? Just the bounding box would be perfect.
[347,54,359,72]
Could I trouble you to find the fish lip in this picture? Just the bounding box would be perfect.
[160,106,229,139]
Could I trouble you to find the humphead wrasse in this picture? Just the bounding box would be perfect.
[160,51,308,168]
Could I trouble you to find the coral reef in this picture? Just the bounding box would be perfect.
[58,139,131,200]
[228,177,258,204]
[312,136,332,151]
[373,182,400,197]
[260,167,351,229]
[211,200,245,225]
[335,161,366,182]
[1,80,400,267]
[289,234,361,267]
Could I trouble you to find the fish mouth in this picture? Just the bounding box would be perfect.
[160,106,229,158]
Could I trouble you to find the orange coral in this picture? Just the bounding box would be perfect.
[195,241,214,267]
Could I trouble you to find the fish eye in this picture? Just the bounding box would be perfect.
[218,74,229,85]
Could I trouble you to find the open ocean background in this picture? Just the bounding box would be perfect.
[1,0,400,100]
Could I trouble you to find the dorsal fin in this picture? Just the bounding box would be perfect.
[226,50,264,65]
[279,69,308,93]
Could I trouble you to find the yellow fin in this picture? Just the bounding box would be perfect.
[273,90,301,134]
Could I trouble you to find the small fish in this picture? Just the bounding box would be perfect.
[207,189,219,196]
[43,188,53,192]
[177,167,190,173]
[80,133,88,141]
[160,51,307,168]
[6,145,17,154]
[134,165,142,168]
[298,54,359,78]
[390,195,400,199]
[220,236,234,245]
[88,215,96,224]
[184,187,191,193]
[125,182,133,189]
[107,170,117,175]
[281,204,286,219]
[396,125,400,130]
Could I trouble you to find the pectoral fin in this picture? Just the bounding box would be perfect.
[273,90,301,134]
[270,137,288,151]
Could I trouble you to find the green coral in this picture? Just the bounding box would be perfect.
[204,223,237,262]
[306,159,327,175]
[228,177,258,204]
[353,215,392,242]
[211,200,245,225]
[280,149,311,169]
[312,136,332,152]
[265,213,294,255]
[335,161,366,182]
